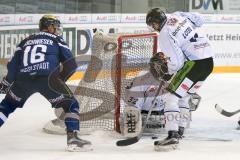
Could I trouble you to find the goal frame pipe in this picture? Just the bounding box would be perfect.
[115,33,158,133]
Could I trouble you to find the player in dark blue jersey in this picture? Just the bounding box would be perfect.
[0,15,92,152]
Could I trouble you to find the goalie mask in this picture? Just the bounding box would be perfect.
[39,15,63,36]
[146,8,167,32]
[149,52,172,81]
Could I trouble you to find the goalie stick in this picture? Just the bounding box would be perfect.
[215,104,240,117]
[116,80,165,146]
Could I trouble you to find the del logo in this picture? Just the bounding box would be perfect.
[148,85,157,92]
[193,85,201,89]
[181,83,189,90]
[192,0,223,10]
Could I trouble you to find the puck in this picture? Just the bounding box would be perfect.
[152,136,158,139]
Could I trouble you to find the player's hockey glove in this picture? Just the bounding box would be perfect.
[0,77,11,94]
[149,52,172,81]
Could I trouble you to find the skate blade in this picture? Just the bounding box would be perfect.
[154,144,178,152]
[66,144,93,152]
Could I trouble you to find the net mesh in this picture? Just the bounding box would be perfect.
[0,59,8,80]
[73,32,157,132]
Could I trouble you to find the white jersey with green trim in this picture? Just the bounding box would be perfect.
[158,12,214,74]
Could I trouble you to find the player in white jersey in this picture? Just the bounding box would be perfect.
[146,8,214,151]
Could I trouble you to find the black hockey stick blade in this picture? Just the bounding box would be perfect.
[116,81,165,147]
[116,136,139,146]
[215,104,240,117]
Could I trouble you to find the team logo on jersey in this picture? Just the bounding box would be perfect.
[147,85,157,92]
[194,42,210,50]
[167,18,178,26]
[181,83,189,91]
[193,84,201,89]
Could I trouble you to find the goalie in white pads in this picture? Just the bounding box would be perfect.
[121,70,166,138]
[146,8,214,151]
[121,70,201,139]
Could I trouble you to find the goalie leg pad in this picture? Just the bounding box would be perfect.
[43,105,66,135]
[121,106,142,138]
[54,107,65,120]
[42,118,66,135]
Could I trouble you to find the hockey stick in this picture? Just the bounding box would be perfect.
[215,104,240,117]
[116,80,165,146]
[184,135,232,142]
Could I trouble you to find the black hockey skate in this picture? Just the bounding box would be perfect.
[237,120,240,130]
[178,126,185,139]
[66,131,92,152]
[154,131,179,151]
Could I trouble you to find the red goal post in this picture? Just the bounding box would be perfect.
[115,33,158,132]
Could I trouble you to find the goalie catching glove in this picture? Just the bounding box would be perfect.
[149,52,172,81]
[0,77,11,94]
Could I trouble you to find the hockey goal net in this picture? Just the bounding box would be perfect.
[76,32,157,133]
[44,32,157,134]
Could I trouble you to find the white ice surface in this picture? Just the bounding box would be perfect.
[0,73,240,160]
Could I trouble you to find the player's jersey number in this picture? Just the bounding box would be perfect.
[23,45,46,67]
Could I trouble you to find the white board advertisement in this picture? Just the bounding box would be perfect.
[189,0,240,14]
[201,24,240,67]
[1,18,240,72]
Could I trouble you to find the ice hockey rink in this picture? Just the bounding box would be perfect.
[0,73,240,160]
